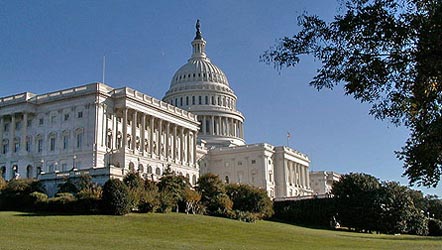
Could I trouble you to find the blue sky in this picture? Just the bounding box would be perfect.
[0,1,438,196]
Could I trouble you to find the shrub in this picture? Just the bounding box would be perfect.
[0,179,45,211]
[29,191,48,211]
[45,193,77,213]
[102,179,131,215]
[76,185,103,214]
[428,219,442,236]
[57,178,79,195]
[272,198,337,227]
[197,173,229,216]
[138,179,160,213]
[407,210,429,236]
[228,210,260,223]
[0,177,6,191]
[226,183,274,219]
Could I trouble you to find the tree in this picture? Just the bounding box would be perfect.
[196,173,232,216]
[377,181,415,234]
[157,167,190,212]
[226,184,274,219]
[332,173,381,232]
[101,179,131,215]
[262,0,442,187]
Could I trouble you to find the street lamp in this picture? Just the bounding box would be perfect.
[72,155,77,171]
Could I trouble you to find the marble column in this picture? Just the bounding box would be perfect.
[122,108,128,149]
[10,114,15,153]
[187,131,192,166]
[150,116,154,156]
[21,113,27,153]
[211,116,215,135]
[141,113,146,154]
[180,127,185,163]
[202,116,206,135]
[0,116,3,142]
[131,111,137,151]
[173,125,177,162]
[158,120,163,157]
[166,122,170,160]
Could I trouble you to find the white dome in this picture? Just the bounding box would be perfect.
[163,20,246,148]
[171,57,229,87]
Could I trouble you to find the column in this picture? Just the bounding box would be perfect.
[131,111,137,151]
[193,130,197,168]
[141,114,146,154]
[202,116,206,135]
[211,116,215,135]
[306,166,310,189]
[166,122,170,160]
[226,117,230,136]
[233,120,237,137]
[158,120,162,157]
[122,108,128,149]
[150,116,154,156]
[10,114,15,153]
[113,113,118,149]
[180,127,185,163]
[173,125,177,162]
[187,131,192,166]
[218,116,222,136]
[0,116,3,143]
[21,113,27,153]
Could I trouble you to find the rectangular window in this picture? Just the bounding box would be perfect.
[27,119,32,128]
[205,96,208,105]
[4,123,9,132]
[78,111,83,118]
[2,143,8,154]
[251,160,256,164]
[14,142,20,152]
[63,136,69,150]
[64,114,69,121]
[76,133,83,148]
[62,163,67,171]
[51,115,56,123]
[199,96,202,105]
[26,140,31,152]
[192,96,195,105]
[39,118,44,125]
[37,139,43,153]
[50,138,56,151]
[15,121,21,130]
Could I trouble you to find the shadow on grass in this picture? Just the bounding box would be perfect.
[7,210,102,217]
[268,218,442,241]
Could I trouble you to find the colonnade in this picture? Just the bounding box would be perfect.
[286,160,309,189]
[198,115,244,139]
[104,108,197,167]
[0,113,29,155]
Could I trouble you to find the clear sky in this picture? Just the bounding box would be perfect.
[0,1,438,196]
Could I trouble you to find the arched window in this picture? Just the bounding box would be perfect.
[129,162,135,172]
[26,165,33,178]
[147,165,153,174]
[106,130,113,148]
[155,167,161,176]
[138,164,144,173]
[192,175,197,185]
[186,173,190,181]
[225,176,230,184]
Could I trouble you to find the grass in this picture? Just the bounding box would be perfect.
[0,211,441,250]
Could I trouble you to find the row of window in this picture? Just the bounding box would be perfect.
[1,111,84,132]
[1,131,83,154]
[168,94,235,109]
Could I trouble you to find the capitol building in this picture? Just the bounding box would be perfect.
[0,21,313,198]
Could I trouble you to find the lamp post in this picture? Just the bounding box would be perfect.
[39,159,44,176]
[72,155,77,171]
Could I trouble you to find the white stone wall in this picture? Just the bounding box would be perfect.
[0,83,201,194]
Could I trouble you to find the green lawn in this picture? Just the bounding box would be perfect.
[0,211,440,250]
